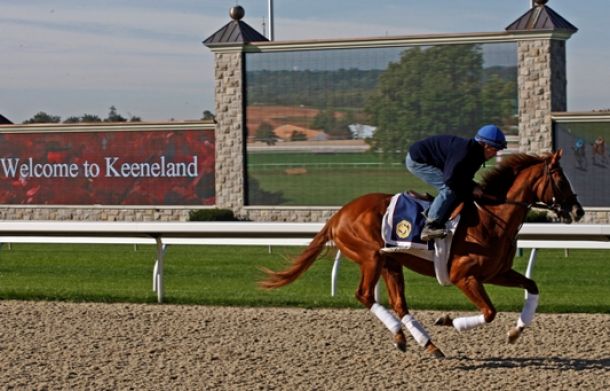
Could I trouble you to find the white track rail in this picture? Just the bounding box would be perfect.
[0,222,608,302]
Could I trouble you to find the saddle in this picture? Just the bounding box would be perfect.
[405,190,434,202]
[380,191,460,286]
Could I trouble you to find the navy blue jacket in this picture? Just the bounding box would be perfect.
[408,135,485,195]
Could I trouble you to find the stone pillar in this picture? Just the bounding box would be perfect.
[509,0,577,153]
[213,51,245,216]
[517,38,568,153]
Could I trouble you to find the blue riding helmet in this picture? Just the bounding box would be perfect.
[474,124,507,150]
[575,138,585,148]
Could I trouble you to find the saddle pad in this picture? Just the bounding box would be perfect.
[381,192,430,250]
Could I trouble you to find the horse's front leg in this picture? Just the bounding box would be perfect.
[382,259,444,358]
[488,269,539,343]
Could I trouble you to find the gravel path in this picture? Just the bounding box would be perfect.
[0,301,608,390]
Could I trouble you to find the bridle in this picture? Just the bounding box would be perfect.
[533,158,580,216]
[477,158,576,215]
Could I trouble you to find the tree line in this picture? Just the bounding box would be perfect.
[17,107,216,125]
[247,68,382,108]
[22,106,141,124]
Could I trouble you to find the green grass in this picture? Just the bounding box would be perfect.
[0,244,607,313]
[247,151,497,205]
[249,167,426,205]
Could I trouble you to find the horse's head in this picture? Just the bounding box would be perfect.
[533,149,584,223]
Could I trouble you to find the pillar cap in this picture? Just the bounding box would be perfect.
[203,6,269,47]
[506,1,577,34]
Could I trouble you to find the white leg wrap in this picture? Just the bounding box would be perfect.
[452,314,487,332]
[370,303,401,334]
[401,314,430,347]
[517,293,539,328]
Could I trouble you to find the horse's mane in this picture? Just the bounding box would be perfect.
[481,153,550,197]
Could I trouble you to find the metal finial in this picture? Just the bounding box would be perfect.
[534,0,548,6]
[230,6,245,20]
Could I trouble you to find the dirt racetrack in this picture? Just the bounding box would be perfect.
[0,301,608,390]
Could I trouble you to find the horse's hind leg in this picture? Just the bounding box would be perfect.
[488,269,539,343]
[382,260,445,358]
[379,261,408,352]
[350,251,406,352]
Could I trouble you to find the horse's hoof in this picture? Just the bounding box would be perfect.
[506,326,523,344]
[394,332,407,352]
[434,314,453,327]
[425,342,445,359]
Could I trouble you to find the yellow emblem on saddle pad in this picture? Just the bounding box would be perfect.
[396,219,412,239]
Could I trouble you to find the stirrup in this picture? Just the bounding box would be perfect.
[420,227,447,241]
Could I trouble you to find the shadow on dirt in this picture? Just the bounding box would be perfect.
[452,355,610,371]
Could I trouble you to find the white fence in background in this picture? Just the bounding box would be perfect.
[0,221,608,303]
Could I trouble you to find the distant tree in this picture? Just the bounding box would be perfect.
[202,110,216,121]
[63,116,81,123]
[81,114,102,123]
[247,177,287,205]
[366,45,485,158]
[480,74,516,126]
[312,109,355,140]
[62,113,105,123]
[23,112,61,124]
[311,109,336,131]
[129,115,142,122]
[104,106,127,122]
[324,124,349,140]
[329,111,356,140]
[255,121,278,145]
[290,130,307,141]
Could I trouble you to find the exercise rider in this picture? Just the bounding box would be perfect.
[405,124,507,241]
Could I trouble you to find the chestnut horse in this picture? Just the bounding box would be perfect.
[260,150,584,358]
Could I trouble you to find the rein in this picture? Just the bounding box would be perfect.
[476,159,566,213]
[476,197,552,211]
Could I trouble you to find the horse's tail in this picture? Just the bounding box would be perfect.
[258,215,335,290]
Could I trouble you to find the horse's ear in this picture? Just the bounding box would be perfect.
[556,148,564,159]
[550,149,563,166]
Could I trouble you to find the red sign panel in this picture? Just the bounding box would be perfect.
[0,127,215,205]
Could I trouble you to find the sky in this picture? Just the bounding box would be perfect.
[1,0,608,124]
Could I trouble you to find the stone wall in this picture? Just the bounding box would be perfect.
[0,207,190,221]
[244,207,337,222]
